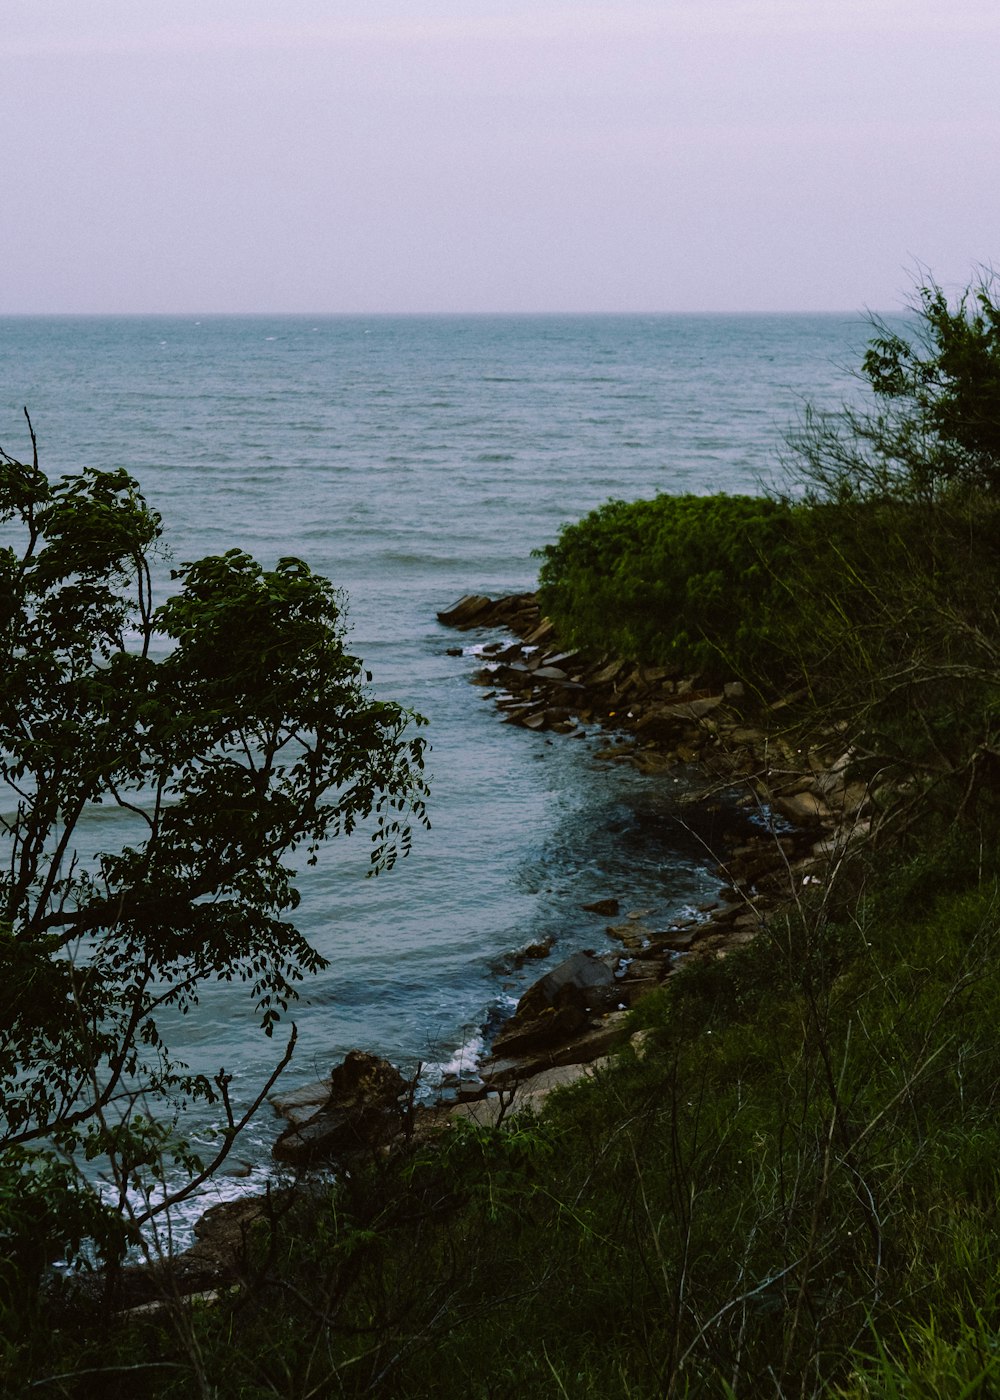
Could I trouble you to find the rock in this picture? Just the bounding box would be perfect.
[634,708,687,738]
[516,950,618,1021]
[665,695,723,721]
[607,921,649,950]
[630,1029,655,1060]
[273,1051,408,1167]
[840,782,870,814]
[448,1060,611,1128]
[766,687,810,712]
[581,897,620,916]
[436,594,494,627]
[482,1013,632,1087]
[726,726,768,745]
[588,658,625,685]
[218,1159,254,1179]
[524,618,555,646]
[270,1077,333,1123]
[328,1050,406,1103]
[491,1004,588,1057]
[772,790,832,825]
[488,952,620,1063]
[507,935,556,969]
[652,929,700,953]
[616,974,662,1005]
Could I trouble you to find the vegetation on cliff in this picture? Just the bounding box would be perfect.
[538,274,1000,836]
[5,274,1000,1396]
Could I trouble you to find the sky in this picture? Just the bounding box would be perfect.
[2,0,998,314]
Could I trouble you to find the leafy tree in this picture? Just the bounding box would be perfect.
[0,416,428,1272]
[790,271,1000,501]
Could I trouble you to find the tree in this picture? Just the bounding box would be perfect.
[780,273,1000,826]
[790,270,1000,502]
[0,415,428,1273]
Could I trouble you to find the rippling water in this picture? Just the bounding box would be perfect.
[1,313,871,1218]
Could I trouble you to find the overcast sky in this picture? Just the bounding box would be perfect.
[2,1,997,314]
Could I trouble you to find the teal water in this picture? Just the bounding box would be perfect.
[1,314,871,1222]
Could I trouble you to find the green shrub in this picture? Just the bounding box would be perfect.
[536,492,803,683]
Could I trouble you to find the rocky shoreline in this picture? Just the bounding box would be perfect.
[118,591,875,1303]
[432,593,868,1083]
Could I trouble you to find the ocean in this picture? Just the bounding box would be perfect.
[0,312,873,1227]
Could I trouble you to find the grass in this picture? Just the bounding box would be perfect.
[9,827,1000,1398]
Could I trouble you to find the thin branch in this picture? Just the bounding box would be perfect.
[131,1025,298,1226]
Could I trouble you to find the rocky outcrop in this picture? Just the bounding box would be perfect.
[488,951,620,1060]
[438,592,876,896]
[436,593,541,634]
[272,1051,410,1167]
[106,592,880,1310]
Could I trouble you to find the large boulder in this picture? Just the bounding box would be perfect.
[516,949,618,1021]
[436,594,494,627]
[487,951,619,1061]
[273,1051,408,1167]
[490,1003,588,1058]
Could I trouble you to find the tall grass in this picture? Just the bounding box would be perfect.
[10,830,1000,1398]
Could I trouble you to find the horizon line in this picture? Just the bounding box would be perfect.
[0,307,894,319]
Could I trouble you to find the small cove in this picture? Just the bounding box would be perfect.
[0,312,874,1236]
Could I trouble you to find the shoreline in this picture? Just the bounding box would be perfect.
[429,592,871,1085]
[119,592,874,1304]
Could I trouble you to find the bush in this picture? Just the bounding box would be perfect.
[536,492,803,684]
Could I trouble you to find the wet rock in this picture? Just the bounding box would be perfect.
[507,935,556,969]
[581,897,620,916]
[516,950,619,1021]
[437,594,494,627]
[607,922,649,951]
[491,1004,588,1057]
[273,1051,408,1167]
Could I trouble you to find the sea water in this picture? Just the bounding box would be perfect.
[0,313,872,1225]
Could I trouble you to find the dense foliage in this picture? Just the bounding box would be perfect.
[538,277,1000,829]
[797,273,1000,501]
[0,420,428,1274]
[536,492,801,682]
